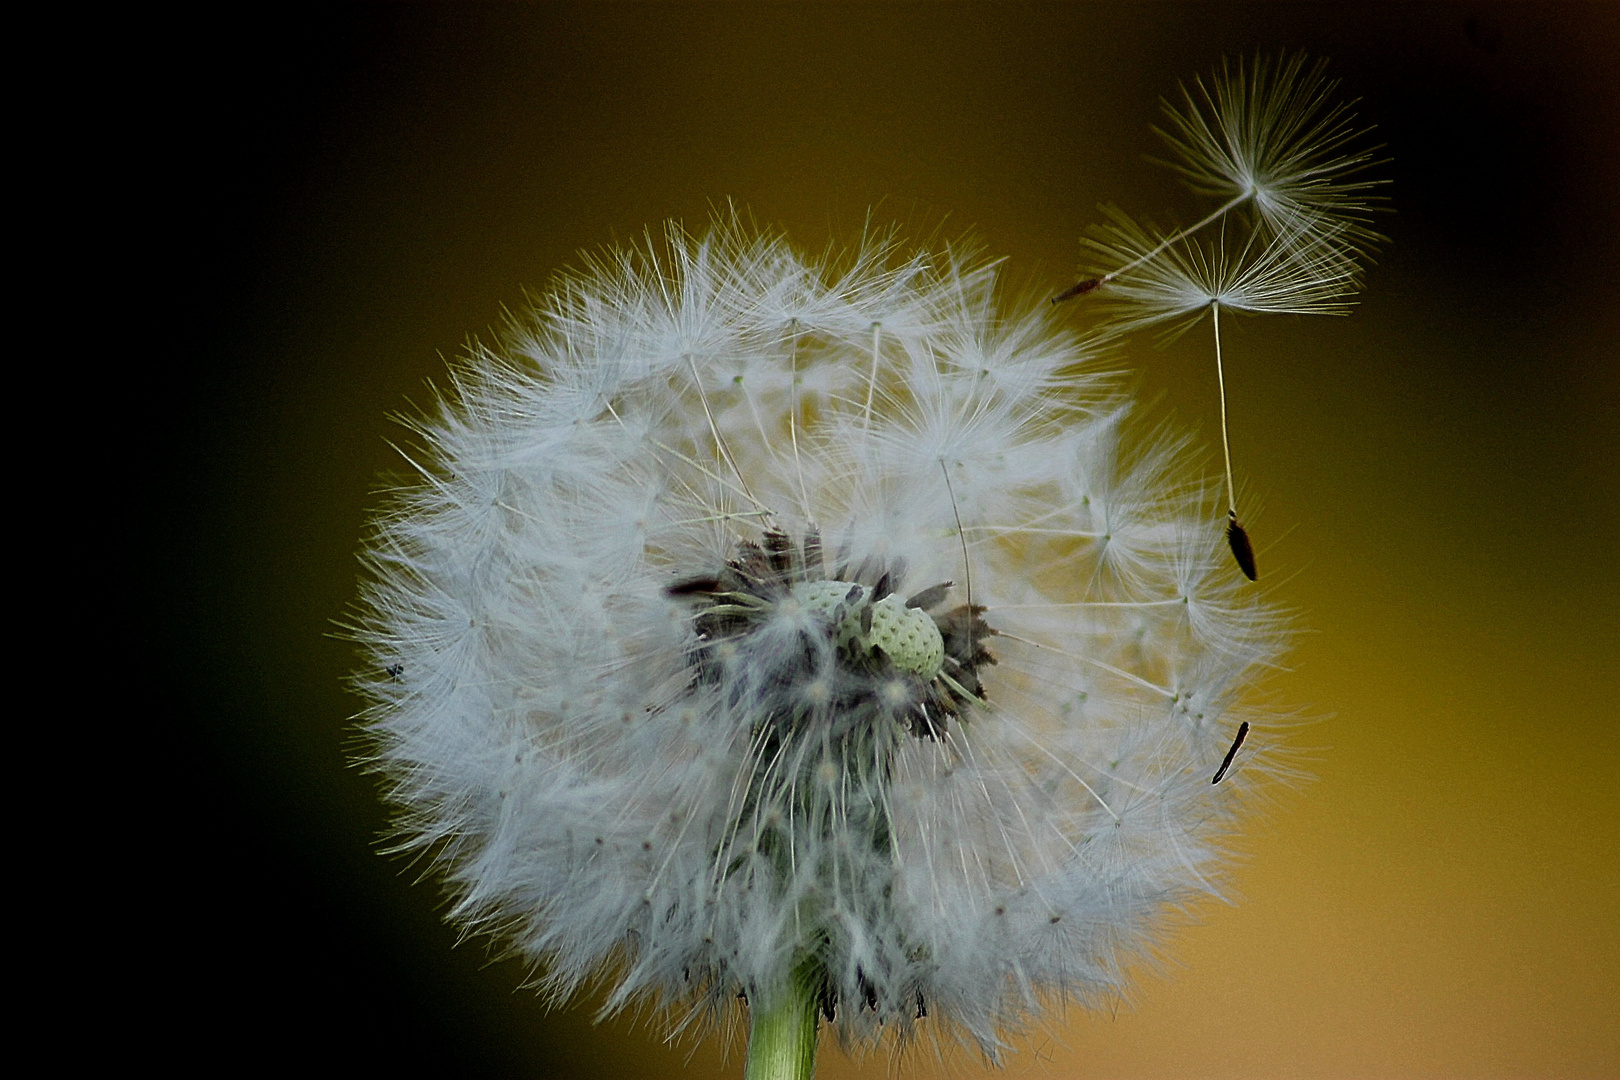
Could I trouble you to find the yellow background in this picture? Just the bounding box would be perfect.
[152,5,1617,1076]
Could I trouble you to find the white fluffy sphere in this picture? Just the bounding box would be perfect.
[353,217,1287,1056]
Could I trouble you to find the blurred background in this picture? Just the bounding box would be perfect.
[145,4,1616,1076]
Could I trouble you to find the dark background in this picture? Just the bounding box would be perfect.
[145,4,1616,1076]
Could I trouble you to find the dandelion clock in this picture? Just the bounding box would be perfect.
[352,54,1378,1080]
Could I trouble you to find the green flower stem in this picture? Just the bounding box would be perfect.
[744,961,821,1080]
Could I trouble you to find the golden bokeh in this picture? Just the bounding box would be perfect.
[153,5,1617,1076]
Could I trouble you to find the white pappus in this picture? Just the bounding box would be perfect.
[351,216,1290,1062]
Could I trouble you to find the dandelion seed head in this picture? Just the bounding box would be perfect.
[354,214,1289,1057]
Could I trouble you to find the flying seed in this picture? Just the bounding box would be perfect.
[1211,721,1250,784]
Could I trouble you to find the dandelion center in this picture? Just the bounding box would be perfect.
[669,529,992,742]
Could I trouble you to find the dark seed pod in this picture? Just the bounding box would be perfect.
[764,529,793,577]
[666,576,723,597]
[1051,275,1106,303]
[905,581,953,611]
[1226,511,1258,581]
[1212,721,1250,784]
[872,570,892,602]
[799,528,823,581]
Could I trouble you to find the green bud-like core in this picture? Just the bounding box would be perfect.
[792,580,946,680]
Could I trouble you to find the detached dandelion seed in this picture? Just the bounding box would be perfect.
[1214,303,1256,581]
[1056,52,1386,580]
